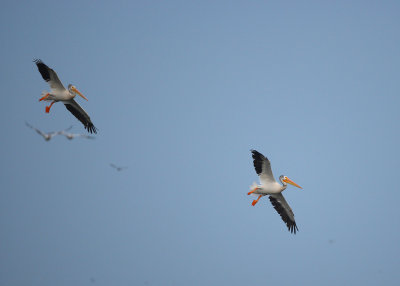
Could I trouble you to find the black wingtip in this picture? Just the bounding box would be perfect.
[86,123,97,134]
[269,196,299,235]
[251,149,265,175]
[289,223,299,234]
[251,149,262,156]
[34,59,51,82]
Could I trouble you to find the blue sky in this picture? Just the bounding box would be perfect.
[1,1,400,285]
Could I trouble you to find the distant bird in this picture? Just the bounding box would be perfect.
[34,59,97,133]
[110,163,128,171]
[248,150,302,234]
[25,122,72,141]
[59,130,96,140]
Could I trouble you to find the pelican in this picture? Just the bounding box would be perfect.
[110,163,128,171]
[25,122,72,141]
[248,150,302,234]
[34,59,97,134]
[59,130,96,140]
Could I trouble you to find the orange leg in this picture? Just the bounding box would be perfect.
[252,195,262,206]
[247,187,257,195]
[39,93,50,101]
[45,101,56,113]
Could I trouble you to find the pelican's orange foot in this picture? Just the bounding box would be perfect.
[45,101,55,113]
[248,187,257,195]
[39,93,50,101]
[251,195,262,206]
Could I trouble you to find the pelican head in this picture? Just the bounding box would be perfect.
[280,175,302,189]
[68,84,88,101]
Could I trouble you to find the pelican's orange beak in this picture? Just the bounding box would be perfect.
[71,86,88,101]
[283,177,302,189]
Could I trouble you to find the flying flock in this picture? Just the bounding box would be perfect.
[30,59,303,234]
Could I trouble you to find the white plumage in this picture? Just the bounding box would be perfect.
[249,150,302,234]
[34,59,97,134]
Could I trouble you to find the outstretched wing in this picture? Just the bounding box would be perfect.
[34,59,66,92]
[251,150,276,185]
[110,164,127,171]
[63,125,73,132]
[25,121,45,136]
[52,126,72,137]
[269,193,298,234]
[79,134,96,139]
[25,121,54,139]
[64,99,97,134]
[25,121,60,140]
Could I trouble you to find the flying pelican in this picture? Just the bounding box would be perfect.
[59,130,96,140]
[34,59,97,134]
[110,163,128,171]
[25,122,72,141]
[248,150,302,234]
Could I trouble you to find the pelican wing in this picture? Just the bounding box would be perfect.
[64,125,73,132]
[25,121,57,138]
[48,131,62,138]
[80,134,96,139]
[69,133,96,139]
[64,99,97,134]
[110,164,127,171]
[269,193,298,234]
[251,150,276,184]
[25,122,45,137]
[34,59,66,92]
